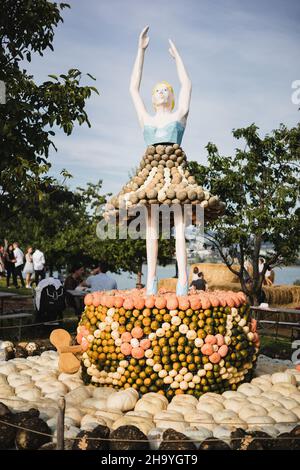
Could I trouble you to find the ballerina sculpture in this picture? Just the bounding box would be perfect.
[105,26,225,295]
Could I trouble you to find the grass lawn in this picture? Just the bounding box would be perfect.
[0,277,32,296]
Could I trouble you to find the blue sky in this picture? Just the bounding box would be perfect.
[27,0,300,196]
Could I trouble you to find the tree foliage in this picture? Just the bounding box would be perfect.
[0,0,98,222]
[189,123,300,304]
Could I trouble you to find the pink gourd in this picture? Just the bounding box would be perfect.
[218,345,228,357]
[215,334,225,346]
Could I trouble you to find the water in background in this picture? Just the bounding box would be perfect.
[110,264,300,290]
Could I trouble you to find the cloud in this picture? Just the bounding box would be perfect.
[26,0,300,195]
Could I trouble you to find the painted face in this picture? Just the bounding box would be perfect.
[152,84,172,110]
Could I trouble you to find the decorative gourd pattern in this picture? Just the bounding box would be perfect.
[78,289,259,400]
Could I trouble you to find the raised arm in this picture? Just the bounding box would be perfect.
[129,26,150,128]
[169,39,192,120]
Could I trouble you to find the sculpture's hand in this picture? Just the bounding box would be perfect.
[168,39,178,59]
[138,26,149,50]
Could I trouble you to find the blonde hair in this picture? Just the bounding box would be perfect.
[152,81,175,110]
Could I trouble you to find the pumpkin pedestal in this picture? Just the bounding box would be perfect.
[77,289,259,400]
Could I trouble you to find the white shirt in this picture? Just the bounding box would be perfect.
[32,250,45,271]
[13,247,24,267]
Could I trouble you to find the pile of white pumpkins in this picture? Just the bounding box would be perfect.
[0,351,299,448]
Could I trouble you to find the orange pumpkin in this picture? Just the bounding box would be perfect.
[131,327,144,339]
[205,334,217,345]
[134,297,145,310]
[201,297,211,309]
[123,298,134,310]
[155,296,167,309]
[120,342,132,355]
[145,296,155,308]
[121,332,132,343]
[189,295,202,310]
[92,294,101,307]
[208,294,219,307]
[114,296,124,308]
[209,352,221,364]
[131,347,145,359]
[140,338,151,350]
[84,294,93,306]
[106,296,115,308]
[166,296,179,310]
[201,344,214,356]
[178,296,190,311]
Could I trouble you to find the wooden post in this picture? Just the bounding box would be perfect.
[56,397,65,450]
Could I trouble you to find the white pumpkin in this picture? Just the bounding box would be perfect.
[147,427,165,450]
[135,397,167,414]
[261,391,283,401]
[106,388,138,412]
[93,387,116,399]
[184,426,212,442]
[80,414,108,431]
[289,392,300,404]
[291,407,300,419]
[112,416,154,435]
[0,362,17,375]
[7,373,32,388]
[196,401,224,415]
[199,392,224,404]
[214,409,246,428]
[223,398,248,413]
[167,402,195,415]
[237,383,262,397]
[37,380,68,395]
[65,385,92,404]
[250,378,273,392]
[16,387,41,402]
[271,372,297,385]
[126,410,153,419]
[171,394,198,408]
[276,396,299,410]
[82,397,107,410]
[239,404,268,421]
[142,392,168,407]
[63,379,83,391]
[95,408,123,423]
[268,407,299,423]
[184,410,215,431]
[271,383,298,396]
[0,384,14,398]
[275,423,298,435]
[213,425,233,443]
[64,407,84,426]
[222,391,246,400]
[53,425,80,440]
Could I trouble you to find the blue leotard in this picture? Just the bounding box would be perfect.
[143,121,185,146]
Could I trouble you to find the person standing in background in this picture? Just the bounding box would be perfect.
[13,242,25,288]
[4,244,17,288]
[0,245,5,277]
[23,246,34,288]
[32,248,46,285]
